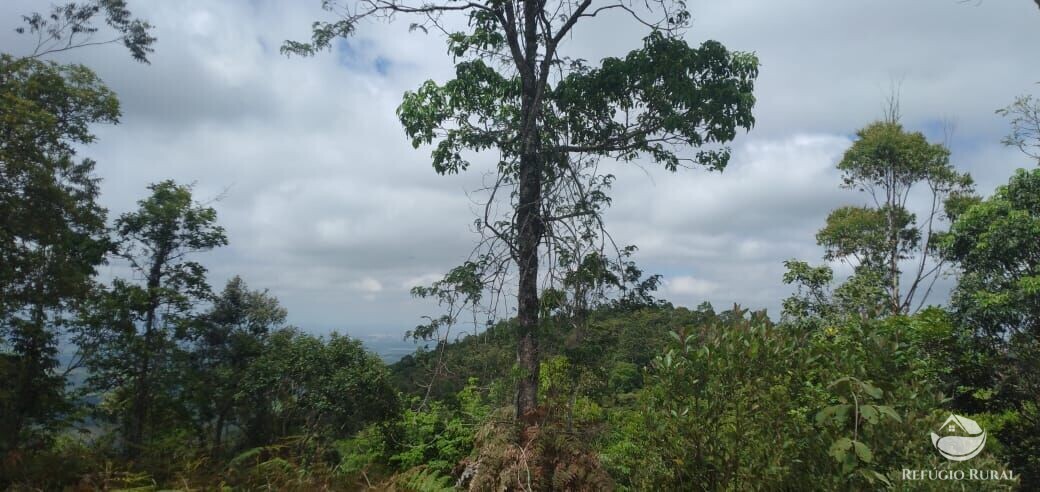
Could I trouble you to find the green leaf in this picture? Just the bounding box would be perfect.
[859,405,879,424]
[816,404,851,425]
[852,440,873,463]
[828,437,853,462]
[875,405,902,423]
[859,380,883,399]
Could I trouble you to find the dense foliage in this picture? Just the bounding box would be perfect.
[945,168,1040,486]
[0,53,117,456]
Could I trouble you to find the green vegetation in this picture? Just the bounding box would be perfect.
[1,1,1039,490]
[0,52,116,455]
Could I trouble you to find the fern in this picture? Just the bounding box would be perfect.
[391,466,455,492]
[229,442,287,468]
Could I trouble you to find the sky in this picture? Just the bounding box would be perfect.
[2,0,1038,339]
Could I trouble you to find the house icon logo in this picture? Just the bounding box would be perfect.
[930,414,986,461]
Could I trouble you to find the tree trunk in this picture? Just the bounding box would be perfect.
[129,247,166,453]
[885,170,901,316]
[214,410,226,454]
[887,201,901,315]
[889,226,900,314]
[514,0,543,421]
[128,306,153,453]
[515,148,542,420]
[7,302,48,452]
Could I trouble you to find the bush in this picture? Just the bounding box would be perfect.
[601,308,1016,490]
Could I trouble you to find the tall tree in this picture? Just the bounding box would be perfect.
[0,56,118,452]
[818,120,972,315]
[286,1,757,418]
[0,1,154,454]
[77,181,227,452]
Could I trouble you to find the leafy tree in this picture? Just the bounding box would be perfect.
[185,276,288,454]
[236,329,400,448]
[947,168,1040,352]
[945,168,1040,484]
[77,181,227,452]
[819,120,972,315]
[1,0,153,456]
[0,54,118,453]
[286,0,757,419]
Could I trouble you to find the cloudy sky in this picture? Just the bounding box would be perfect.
[2,1,1038,339]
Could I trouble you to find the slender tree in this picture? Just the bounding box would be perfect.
[818,120,973,315]
[286,1,757,418]
[77,181,226,452]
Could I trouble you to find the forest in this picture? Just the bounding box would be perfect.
[1,1,1039,490]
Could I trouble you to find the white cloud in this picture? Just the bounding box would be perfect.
[351,277,383,293]
[665,276,719,297]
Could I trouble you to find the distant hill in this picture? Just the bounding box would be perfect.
[386,302,731,400]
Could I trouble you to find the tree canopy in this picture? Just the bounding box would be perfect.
[0,53,118,453]
[818,120,973,314]
[287,0,758,420]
